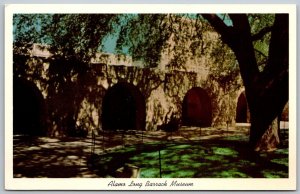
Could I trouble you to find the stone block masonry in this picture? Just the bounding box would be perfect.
[13,53,247,137]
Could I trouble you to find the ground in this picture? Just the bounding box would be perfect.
[13,124,289,178]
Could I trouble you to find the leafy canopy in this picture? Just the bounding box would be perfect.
[13,13,274,73]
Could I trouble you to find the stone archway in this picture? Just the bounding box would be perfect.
[102,82,146,131]
[182,87,212,127]
[13,77,46,136]
[236,92,250,123]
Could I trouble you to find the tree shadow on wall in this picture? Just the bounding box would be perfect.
[157,110,180,133]
[102,64,166,131]
[13,55,107,137]
[47,57,108,137]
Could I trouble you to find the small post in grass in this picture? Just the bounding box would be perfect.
[102,130,105,151]
[122,130,125,148]
[227,120,229,135]
[200,127,201,137]
[91,130,94,155]
[159,148,162,178]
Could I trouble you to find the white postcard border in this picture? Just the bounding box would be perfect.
[5,4,297,190]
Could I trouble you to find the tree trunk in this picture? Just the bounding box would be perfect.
[253,117,280,152]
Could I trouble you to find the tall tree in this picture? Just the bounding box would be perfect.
[202,14,288,151]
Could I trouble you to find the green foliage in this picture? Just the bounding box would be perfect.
[13,13,274,72]
[13,13,275,66]
[115,14,208,68]
[208,38,240,92]
[248,14,275,72]
[13,14,209,68]
[115,14,170,67]
[49,14,117,62]
[14,14,117,62]
[13,14,53,44]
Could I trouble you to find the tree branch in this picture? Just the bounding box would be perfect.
[266,14,289,73]
[254,48,267,58]
[201,14,235,48]
[252,26,273,41]
[228,14,260,86]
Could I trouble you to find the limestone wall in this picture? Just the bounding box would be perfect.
[13,54,243,137]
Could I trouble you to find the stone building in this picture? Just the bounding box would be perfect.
[13,39,253,138]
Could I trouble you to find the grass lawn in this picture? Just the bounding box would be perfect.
[13,126,289,178]
[88,135,288,178]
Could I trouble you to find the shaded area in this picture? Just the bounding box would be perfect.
[236,91,250,123]
[87,138,288,178]
[13,77,46,136]
[182,87,212,127]
[13,126,288,178]
[13,136,98,178]
[46,57,92,137]
[102,82,146,131]
[13,54,102,137]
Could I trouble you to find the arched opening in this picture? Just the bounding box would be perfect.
[236,92,250,123]
[102,82,145,131]
[182,87,212,127]
[13,77,46,136]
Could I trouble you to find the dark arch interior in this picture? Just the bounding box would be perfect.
[182,87,212,127]
[102,83,145,131]
[236,92,249,123]
[13,78,46,136]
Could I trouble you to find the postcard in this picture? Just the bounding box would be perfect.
[5,4,296,190]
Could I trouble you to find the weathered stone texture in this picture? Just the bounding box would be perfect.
[14,54,250,137]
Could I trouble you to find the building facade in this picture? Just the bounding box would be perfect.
[13,42,250,137]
